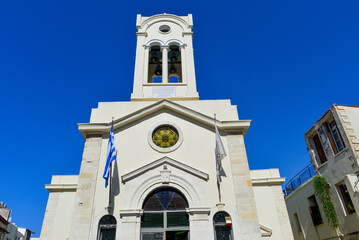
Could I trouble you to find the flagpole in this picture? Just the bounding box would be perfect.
[214,113,222,203]
[108,118,114,209]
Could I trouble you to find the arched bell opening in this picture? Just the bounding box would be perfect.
[140,187,189,240]
[97,215,117,240]
[168,45,182,83]
[148,45,162,83]
[213,211,233,240]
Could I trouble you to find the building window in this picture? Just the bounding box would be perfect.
[326,120,345,154]
[213,212,233,240]
[148,45,162,83]
[293,213,302,233]
[308,195,323,226]
[313,134,328,164]
[141,187,189,240]
[338,183,356,215]
[97,215,116,240]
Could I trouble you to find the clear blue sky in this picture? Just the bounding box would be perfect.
[1,0,358,236]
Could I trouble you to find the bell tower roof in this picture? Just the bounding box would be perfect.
[131,14,199,101]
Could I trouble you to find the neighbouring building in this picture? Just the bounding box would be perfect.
[38,13,293,240]
[285,104,359,240]
[0,202,32,240]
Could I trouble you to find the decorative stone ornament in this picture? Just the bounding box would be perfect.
[148,121,183,153]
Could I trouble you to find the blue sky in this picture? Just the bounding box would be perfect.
[1,0,359,236]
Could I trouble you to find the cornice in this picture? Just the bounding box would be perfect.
[45,184,77,192]
[250,177,286,186]
[78,99,251,138]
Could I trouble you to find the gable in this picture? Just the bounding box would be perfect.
[79,99,250,138]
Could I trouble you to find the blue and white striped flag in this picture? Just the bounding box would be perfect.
[103,126,116,188]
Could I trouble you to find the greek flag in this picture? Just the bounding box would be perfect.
[103,126,116,188]
[215,124,226,182]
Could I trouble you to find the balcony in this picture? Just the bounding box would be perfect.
[284,164,315,196]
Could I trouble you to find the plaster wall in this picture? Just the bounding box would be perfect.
[251,169,294,240]
[285,176,359,240]
[91,110,239,222]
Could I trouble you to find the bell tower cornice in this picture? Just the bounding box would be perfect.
[131,14,199,101]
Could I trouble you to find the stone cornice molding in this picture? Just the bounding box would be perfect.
[45,184,77,192]
[121,156,209,183]
[260,224,272,237]
[250,177,286,186]
[186,207,210,215]
[119,209,143,217]
[78,99,251,138]
[138,14,191,30]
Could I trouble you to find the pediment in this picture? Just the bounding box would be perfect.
[78,99,250,138]
[121,156,209,183]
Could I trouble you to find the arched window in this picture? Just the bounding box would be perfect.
[168,45,182,83]
[97,215,116,240]
[148,45,162,83]
[213,212,233,240]
[141,187,189,240]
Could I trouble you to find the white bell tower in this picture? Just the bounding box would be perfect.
[131,14,199,101]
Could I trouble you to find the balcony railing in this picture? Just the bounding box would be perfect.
[284,164,315,196]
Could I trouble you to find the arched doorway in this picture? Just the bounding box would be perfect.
[141,187,189,240]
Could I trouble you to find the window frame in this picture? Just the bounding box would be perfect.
[337,183,356,215]
[308,195,323,226]
[326,120,345,154]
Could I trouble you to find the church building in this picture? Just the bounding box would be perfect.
[39,14,294,240]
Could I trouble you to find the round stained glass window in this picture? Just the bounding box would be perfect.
[152,126,179,148]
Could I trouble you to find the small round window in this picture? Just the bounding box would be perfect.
[152,125,179,148]
[159,25,171,33]
[148,122,183,153]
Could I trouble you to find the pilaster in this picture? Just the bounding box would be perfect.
[226,133,261,240]
[68,136,102,240]
[271,185,294,239]
[39,192,60,240]
[118,209,143,240]
[187,207,212,239]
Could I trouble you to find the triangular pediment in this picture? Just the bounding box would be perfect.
[78,99,250,137]
[121,156,209,183]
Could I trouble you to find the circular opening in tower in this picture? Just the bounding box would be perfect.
[159,25,171,33]
[152,125,179,148]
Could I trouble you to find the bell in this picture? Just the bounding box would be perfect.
[169,62,177,74]
[151,52,158,64]
[154,64,162,76]
[170,52,177,63]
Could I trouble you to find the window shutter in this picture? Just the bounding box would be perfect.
[313,134,328,164]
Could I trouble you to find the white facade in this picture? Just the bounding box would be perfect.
[285,104,359,240]
[39,14,293,240]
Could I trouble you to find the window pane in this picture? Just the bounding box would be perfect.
[166,231,189,240]
[215,226,232,240]
[141,213,163,228]
[99,228,116,240]
[167,212,189,227]
[339,184,356,214]
[142,232,163,240]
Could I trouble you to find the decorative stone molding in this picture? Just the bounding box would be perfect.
[119,209,143,218]
[78,99,251,138]
[121,156,209,183]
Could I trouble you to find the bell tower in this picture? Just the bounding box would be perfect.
[131,14,199,101]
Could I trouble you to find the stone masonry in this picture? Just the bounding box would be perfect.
[227,133,261,240]
[68,136,102,240]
